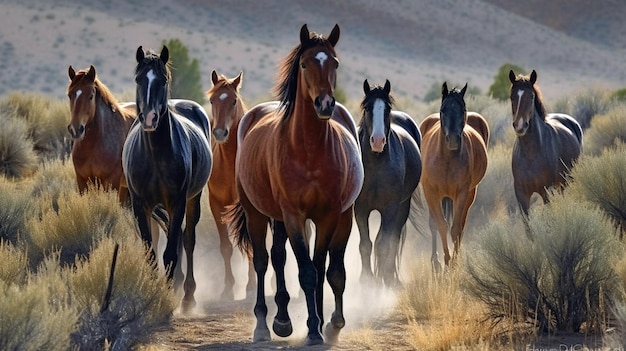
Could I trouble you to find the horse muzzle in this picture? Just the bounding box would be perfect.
[140,111,159,132]
[212,127,229,143]
[67,124,85,140]
[445,134,461,151]
[370,135,386,153]
[513,118,529,136]
[314,95,335,119]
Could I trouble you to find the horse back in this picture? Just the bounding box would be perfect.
[547,113,583,146]
[169,99,211,138]
[466,112,489,147]
[331,102,359,141]
[391,111,421,148]
[419,113,441,139]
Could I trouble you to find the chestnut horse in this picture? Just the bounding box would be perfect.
[355,79,422,287]
[226,24,363,345]
[206,69,254,299]
[420,82,489,271]
[509,70,583,216]
[122,46,212,311]
[66,65,135,203]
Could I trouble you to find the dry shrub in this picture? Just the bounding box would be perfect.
[569,143,626,236]
[0,176,34,245]
[465,192,621,334]
[70,236,176,350]
[0,116,37,178]
[582,104,626,156]
[0,240,28,286]
[26,185,135,268]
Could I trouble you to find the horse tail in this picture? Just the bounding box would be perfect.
[223,202,252,258]
[408,185,428,238]
[151,205,169,233]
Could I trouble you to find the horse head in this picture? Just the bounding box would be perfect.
[134,45,170,132]
[298,24,340,119]
[208,70,243,143]
[440,82,467,150]
[509,69,540,136]
[361,79,393,153]
[67,65,98,140]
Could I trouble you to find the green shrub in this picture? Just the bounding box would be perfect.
[161,38,205,104]
[554,89,615,130]
[488,63,525,101]
[465,192,621,333]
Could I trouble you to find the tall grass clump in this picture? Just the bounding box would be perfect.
[554,88,614,130]
[399,258,503,350]
[465,192,621,334]
[581,104,626,156]
[569,143,626,236]
[0,240,29,286]
[70,236,175,350]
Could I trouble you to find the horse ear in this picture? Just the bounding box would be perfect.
[87,65,97,82]
[328,24,340,47]
[233,71,243,88]
[383,79,391,94]
[460,83,468,97]
[441,82,449,99]
[363,79,370,95]
[300,24,310,45]
[211,70,219,85]
[160,46,169,64]
[530,70,537,84]
[136,46,144,63]
[68,65,76,80]
[509,70,516,84]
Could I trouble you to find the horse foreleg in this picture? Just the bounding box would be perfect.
[286,219,323,345]
[354,202,373,284]
[163,202,185,297]
[450,189,475,265]
[322,209,352,344]
[270,220,292,337]
[210,198,236,300]
[375,204,400,287]
[180,194,202,312]
[425,195,450,269]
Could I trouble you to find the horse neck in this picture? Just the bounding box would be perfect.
[517,109,547,154]
[144,108,174,149]
[288,94,327,147]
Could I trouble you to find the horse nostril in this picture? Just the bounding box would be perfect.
[78,125,85,135]
[314,97,321,108]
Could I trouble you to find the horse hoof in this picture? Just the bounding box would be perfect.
[180,297,196,314]
[272,318,293,337]
[220,289,234,301]
[305,333,324,346]
[330,313,345,329]
[253,327,271,342]
[324,323,341,345]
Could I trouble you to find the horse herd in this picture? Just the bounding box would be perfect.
[65,24,583,345]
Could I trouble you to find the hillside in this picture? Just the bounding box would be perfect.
[0,0,625,107]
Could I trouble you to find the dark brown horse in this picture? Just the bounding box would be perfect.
[206,69,255,299]
[355,79,422,287]
[122,46,212,311]
[509,70,583,217]
[420,82,489,271]
[66,65,135,203]
[226,24,363,345]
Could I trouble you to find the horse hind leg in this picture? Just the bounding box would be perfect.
[210,199,236,300]
[354,204,374,284]
[270,220,293,338]
[374,205,402,287]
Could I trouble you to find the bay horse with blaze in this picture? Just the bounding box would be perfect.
[509,69,582,217]
[420,82,489,271]
[66,65,136,203]
[355,79,422,287]
[122,46,212,311]
[226,24,363,345]
[206,69,255,299]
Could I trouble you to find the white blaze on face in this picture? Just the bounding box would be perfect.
[370,99,387,152]
[315,52,328,67]
[73,89,82,111]
[219,92,228,101]
[515,89,525,129]
[146,69,156,104]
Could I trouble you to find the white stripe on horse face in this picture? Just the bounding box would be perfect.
[515,89,524,117]
[219,92,228,101]
[74,89,82,111]
[315,52,328,67]
[146,69,156,105]
[372,99,386,139]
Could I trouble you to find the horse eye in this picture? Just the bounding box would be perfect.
[301,63,306,69]
[209,100,213,105]
[232,100,237,106]
[89,93,94,101]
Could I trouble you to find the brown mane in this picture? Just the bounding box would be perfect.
[67,68,129,117]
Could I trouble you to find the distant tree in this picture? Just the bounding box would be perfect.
[161,38,205,104]
[488,63,526,101]
[423,80,482,102]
